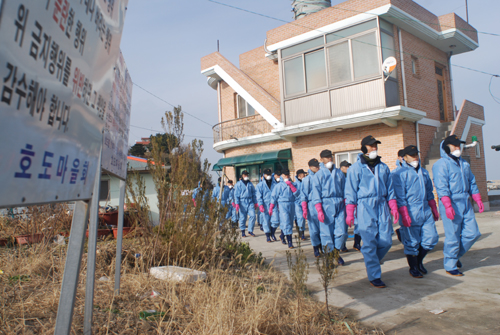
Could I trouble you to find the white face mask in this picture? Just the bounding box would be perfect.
[243,177,249,181]
[368,150,378,159]
[265,175,271,180]
[451,149,461,157]
[283,178,289,182]
[408,160,419,168]
[325,161,334,169]
[229,185,233,189]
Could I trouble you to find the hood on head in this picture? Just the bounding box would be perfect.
[395,160,401,168]
[307,169,315,176]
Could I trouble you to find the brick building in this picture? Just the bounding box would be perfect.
[201,0,489,209]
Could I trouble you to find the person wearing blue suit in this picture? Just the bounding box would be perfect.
[301,159,322,256]
[234,171,258,238]
[270,169,300,249]
[219,180,233,221]
[294,169,307,241]
[345,135,400,288]
[256,169,279,243]
[432,135,484,276]
[339,160,356,252]
[392,149,406,243]
[212,177,221,202]
[393,145,439,278]
[227,180,238,228]
[311,150,346,265]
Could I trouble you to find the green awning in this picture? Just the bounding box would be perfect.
[212,149,291,171]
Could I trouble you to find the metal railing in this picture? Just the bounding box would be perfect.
[212,114,273,143]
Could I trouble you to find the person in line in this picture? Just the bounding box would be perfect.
[228,180,238,228]
[301,159,322,257]
[270,170,300,249]
[311,150,346,265]
[392,149,406,243]
[234,171,258,238]
[294,169,307,241]
[345,135,399,288]
[393,145,439,278]
[432,135,484,276]
[256,169,279,243]
[272,171,282,243]
[339,160,356,252]
[219,179,233,223]
[212,177,222,201]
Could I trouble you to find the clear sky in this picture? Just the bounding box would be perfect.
[119,0,500,181]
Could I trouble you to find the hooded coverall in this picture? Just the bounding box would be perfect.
[393,160,439,255]
[271,180,300,236]
[301,170,321,247]
[256,174,279,234]
[294,178,306,232]
[345,154,396,281]
[432,142,481,272]
[234,180,257,233]
[311,163,346,252]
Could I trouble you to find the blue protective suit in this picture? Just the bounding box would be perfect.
[219,185,232,220]
[393,160,438,255]
[228,187,238,222]
[432,142,481,271]
[212,184,221,202]
[294,178,306,232]
[345,154,396,281]
[311,163,346,252]
[234,180,258,232]
[271,179,300,235]
[256,174,280,234]
[301,169,321,247]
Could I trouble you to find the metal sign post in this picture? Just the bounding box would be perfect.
[83,149,102,335]
[54,201,90,335]
[114,179,127,294]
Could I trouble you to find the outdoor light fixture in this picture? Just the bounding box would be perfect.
[449,45,457,49]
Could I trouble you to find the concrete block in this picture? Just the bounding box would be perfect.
[150,266,207,283]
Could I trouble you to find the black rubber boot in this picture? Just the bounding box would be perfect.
[406,255,423,278]
[396,228,402,242]
[417,246,429,274]
[353,234,362,251]
[280,231,286,245]
[286,235,294,249]
[335,249,345,266]
[300,230,306,241]
[270,227,277,241]
[266,233,271,243]
[313,245,321,257]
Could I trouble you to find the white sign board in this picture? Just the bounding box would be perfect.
[0,0,128,208]
[101,51,132,180]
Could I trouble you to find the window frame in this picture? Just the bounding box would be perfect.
[236,94,255,118]
[280,19,382,100]
[99,179,110,201]
[335,150,362,167]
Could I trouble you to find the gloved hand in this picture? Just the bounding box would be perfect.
[192,199,196,207]
[235,204,240,213]
[259,205,265,213]
[301,202,308,219]
[428,199,439,221]
[231,202,236,208]
[346,204,356,227]
[388,199,399,224]
[398,206,411,227]
[472,193,484,213]
[269,203,275,216]
[254,203,259,209]
[315,203,325,223]
[440,196,455,220]
[285,180,297,193]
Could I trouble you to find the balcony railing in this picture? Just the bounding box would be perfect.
[212,114,273,143]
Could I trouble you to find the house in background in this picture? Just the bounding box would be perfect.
[100,156,160,225]
[203,0,489,210]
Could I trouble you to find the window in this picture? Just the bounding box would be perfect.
[335,150,362,166]
[412,58,417,74]
[237,95,255,118]
[475,142,481,158]
[99,180,110,201]
[282,19,381,98]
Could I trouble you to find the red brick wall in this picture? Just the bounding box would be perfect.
[466,124,488,202]
[239,47,281,101]
[418,124,436,164]
[451,100,485,136]
[220,81,236,122]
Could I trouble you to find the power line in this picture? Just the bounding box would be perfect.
[132,82,213,127]
[129,124,214,140]
[207,0,499,79]
[489,76,500,105]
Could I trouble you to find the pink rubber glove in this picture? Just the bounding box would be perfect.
[428,199,439,221]
[192,199,196,207]
[388,199,399,224]
[346,204,356,227]
[440,196,455,220]
[285,180,297,193]
[232,202,236,208]
[301,202,308,219]
[398,206,411,228]
[315,203,325,223]
[259,205,265,213]
[472,194,484,213]
[269,203,275,216]
[235,204,240,213]
[254,203,259,209]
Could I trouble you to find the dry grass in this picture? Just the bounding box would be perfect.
[0,240,375,335]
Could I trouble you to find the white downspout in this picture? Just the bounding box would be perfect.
[398,27,408,108]
[448,51,456,120]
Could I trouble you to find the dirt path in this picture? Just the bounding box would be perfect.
[245,210,500,334]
